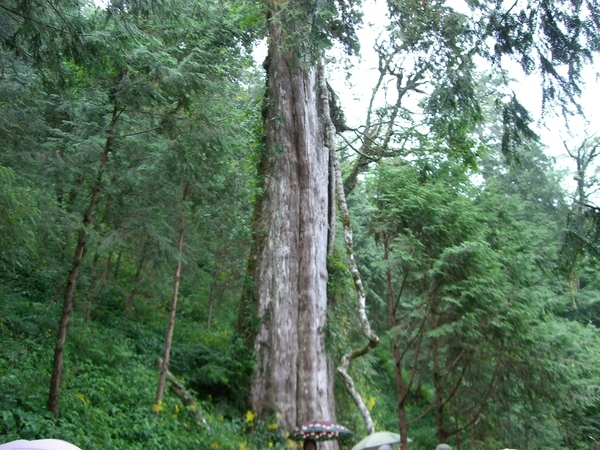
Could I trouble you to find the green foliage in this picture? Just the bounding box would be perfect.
[498,95,540,159]
[0,166,41,272]
[0,0,261,442]
[169,328,255,417]
[473,0,600,111]
[270,0,363,62]
[0,284,267,449]
[326,250,362,343]
[347,150,600,449]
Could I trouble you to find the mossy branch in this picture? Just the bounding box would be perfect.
[319,62,380,434]
[155,357,209,430]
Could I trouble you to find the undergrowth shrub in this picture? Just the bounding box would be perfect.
[170,327,254,418]
[0,286,285,450]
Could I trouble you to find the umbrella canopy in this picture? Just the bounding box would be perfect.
[290,420,352,442]
[351,431,413,450]
[0,440,82,450]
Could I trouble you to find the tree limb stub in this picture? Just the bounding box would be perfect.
[155,357,209,430]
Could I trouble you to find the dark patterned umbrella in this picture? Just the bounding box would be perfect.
[290,420,352,442]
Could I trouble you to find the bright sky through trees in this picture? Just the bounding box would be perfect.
[325,0,599,198]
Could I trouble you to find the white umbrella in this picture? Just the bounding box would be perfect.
[351,431,413,450]
[0,440,82,450]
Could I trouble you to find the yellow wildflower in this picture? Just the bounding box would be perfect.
[153,400,164,413]
[367,396,376,411]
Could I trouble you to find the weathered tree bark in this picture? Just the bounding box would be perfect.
[248,0,334,436]
[47,99,120,417]
[155,181,188,409]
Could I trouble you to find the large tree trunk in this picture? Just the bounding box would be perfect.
[249,1,334,434]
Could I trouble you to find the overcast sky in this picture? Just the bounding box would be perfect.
[326,0,600,198]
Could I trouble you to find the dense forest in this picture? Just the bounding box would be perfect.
[1,0,600,449]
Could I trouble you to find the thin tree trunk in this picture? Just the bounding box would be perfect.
[431,324,447,442]
[155,181,188,411]
[113,251,122,283]
[385,239,409,450]
[121,250,146,337]
[470,423,475,450]
[206,247,221,330]
[454,411,461,450]
[47,99,120,417]
[83,252,100,327]
[96,251,112,308]
[393,338,410,447]
[319,63,379,433]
